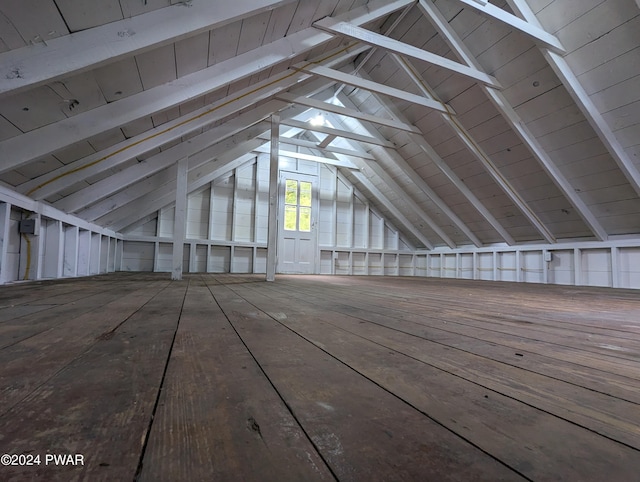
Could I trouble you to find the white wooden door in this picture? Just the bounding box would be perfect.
[278,172,318,274]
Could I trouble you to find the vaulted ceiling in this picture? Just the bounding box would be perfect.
[1,0,639,249]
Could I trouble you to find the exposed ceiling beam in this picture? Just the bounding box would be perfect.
[54,104,280,214]
[334,92,483,247]
[445,0,565,54]
[0,0,406,174]
[297,64,451,113]
[81,117,310,223]
[419,0,608,242]
[19,74,336,200]
[317,134,338,149]
[360,157,457,249]
[301,116,437,249]
[0,0,296,98]
[340,86,517,246]
[313,16,502,89]
[388,56,555,243]
[349,169,434,250]
[252,147,358,169]
[275,93,421,134]
[257,135,376,160]
[506,0,640,198]
[280,119,395,148]
[110,150,260,232]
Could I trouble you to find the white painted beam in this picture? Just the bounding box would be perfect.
[253,147,358,169]
[0,184,120,238]
[266,115,279,281]
[298,64,451,113]
[0,0,296,98]
[317,134,338,149]
[172,157,188,281]
[280,118,394,148]
[350,170,435,250]
[258,135,376,160]
[386,57,554,243]
[0,0,400,174]
[445,0,565,54]
[275,93,422,134]
[110,148,261,232]
[313,17,502,89]
[335,92,483,247]
[0,202,11,284]
[53,102,284,213]
[419,0,608,241]
[361,158,457,249]
[506,0,640,198]
[78,122,272,222]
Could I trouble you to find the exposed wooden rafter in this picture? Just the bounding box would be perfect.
[313,16,502,88]
[418,0,609,242]
[0,0,297,98]
[506,0,640,199]
[297,64,451,113]
[446,0,565,54]
[0,0,407,176]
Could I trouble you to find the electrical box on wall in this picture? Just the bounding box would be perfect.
[543,251,553,262]
[19,218,38,235]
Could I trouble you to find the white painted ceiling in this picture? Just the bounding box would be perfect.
[0,0,638,248]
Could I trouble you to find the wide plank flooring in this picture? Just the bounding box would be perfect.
[1,272,639,481]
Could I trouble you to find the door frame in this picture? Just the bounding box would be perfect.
[277,170,319,274]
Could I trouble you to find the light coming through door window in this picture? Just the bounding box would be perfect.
[284,180,312,232]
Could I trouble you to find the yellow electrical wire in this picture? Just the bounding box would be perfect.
[26,42,362,197]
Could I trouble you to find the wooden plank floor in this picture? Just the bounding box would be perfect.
[1,273,639,481]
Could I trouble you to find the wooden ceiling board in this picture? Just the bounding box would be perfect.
[14,155,63,178]
[286,0,318,36]
[151,106,181,128]
[565,14,640,77]
[590,72,640,116]
[51,141,96,165]
[556,1,634,55]
[514,86,574,122]
[467,115,512,143]
[262,3,298,44]
[579,46,640,99]
[236,11,271,56]
[178,97,206,117]
[93,57,144,102]
[611,121,640,150]
[580,183,638,206]
[0,85,66,132]
[135,43,177,90]
[86,128,127,152]
[0,170,29,187]
[175,32,210,78]
[526,104,584,138]
[55,0,124,32]
[536,121,602,155]
[0,0,68,49]
[446,84,487,116]
[121,116,155,138]
[0,12,26,50]
[502,65,562,108]
[208,20,242,65]
[47,72,107,117]
[119,0,171,18]
[0,115,21,141]
[491,47,548,89]
[535,0,607,35]
[600,213,640,235]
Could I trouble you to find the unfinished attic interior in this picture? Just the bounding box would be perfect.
[1,0,640,480]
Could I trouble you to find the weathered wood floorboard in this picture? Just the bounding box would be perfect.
[0,276,186,481]
[138,277,334,482]
[1,273,639,481]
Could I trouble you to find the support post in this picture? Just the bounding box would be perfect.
[172,157,188,281]
[266,115,280,281]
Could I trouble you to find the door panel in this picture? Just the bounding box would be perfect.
[278,172,318,274]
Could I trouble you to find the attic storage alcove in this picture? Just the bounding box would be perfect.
[1,0,640,481]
